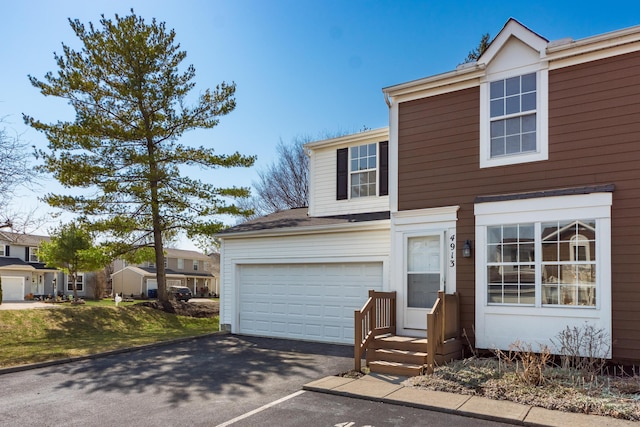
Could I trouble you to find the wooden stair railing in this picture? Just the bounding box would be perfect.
[354,290,396,371]
[426,290,460,374]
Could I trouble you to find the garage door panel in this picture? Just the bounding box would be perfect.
[239,262,383,344]
[1,277,25,301]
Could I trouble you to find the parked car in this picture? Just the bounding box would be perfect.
[169,286,192,302]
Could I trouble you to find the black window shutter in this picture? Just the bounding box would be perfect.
[6,245,9,257]
[379,141,389,196]
[25,247,29,261]
[336,148,348,200]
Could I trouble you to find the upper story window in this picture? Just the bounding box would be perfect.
[0,244,8,257]
[193,260,198,271]
[29,247,39,262]
[489,73,537,158]
[478,28,549,169]
[147,261,156,268]
[177,258,184,269]
[336,141,388,200]
[350,143,377,198]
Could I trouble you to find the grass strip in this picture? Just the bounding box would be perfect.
[0,305,218,368]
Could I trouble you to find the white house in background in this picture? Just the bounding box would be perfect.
[111,248,215,298]
[0,230,100,301]
[217,128,390,343]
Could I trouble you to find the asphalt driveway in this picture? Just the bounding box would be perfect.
[0,334,354,426]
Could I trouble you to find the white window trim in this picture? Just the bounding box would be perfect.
[349,143,378,199]
[67,272,84,292]
[29,247,39,262]
[193,259,198,271]
[474,193,612,354]
[480,63,549,168]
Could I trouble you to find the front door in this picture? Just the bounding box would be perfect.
[404,234,444,330]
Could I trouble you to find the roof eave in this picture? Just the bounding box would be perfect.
[218,219,391,239]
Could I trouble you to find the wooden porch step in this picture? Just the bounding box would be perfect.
[371,335,429,352]
[366,348,428,365]
[368,360,424,377]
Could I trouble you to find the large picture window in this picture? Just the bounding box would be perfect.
[486,220,596,307]
[487,224,535,304]
[541,221,596,306]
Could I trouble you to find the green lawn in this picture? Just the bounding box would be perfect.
[0,304,219,368]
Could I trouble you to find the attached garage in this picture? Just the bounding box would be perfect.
[238,262,383,344]
[1,276,25,301]
[218,207,391,345]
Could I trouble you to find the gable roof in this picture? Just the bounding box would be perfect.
[164,247,210,261]
[0,231,50,246]
[477,18,548,65]
[382,19,640,102]
[218,207,390,238]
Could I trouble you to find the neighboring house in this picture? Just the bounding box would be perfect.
[218,128,391,343]
[0,231,98,301]
[208,252,221,297]
[218,20,640,364]
[111,248,214,297]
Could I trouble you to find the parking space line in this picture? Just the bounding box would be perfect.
[215,390,306,427]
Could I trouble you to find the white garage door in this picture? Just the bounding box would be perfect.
[239,262,383,344]
[1,276,25,301]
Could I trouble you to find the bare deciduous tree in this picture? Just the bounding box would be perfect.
[0,120,36,228]
[253,136,310,215]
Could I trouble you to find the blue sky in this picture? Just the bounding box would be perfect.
[1,0,639,248]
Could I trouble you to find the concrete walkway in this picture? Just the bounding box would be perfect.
[304,374,637,427]
[0,301,58,310]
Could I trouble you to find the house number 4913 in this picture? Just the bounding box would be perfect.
[449,234,456,268]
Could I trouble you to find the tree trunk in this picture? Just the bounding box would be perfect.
[71,271,78,300]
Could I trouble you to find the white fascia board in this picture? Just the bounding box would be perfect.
[382,22,640,105]
[382,66,485,101]
[218,219,390,240]
[304,127,389,151]
[547,24,640,58]
[479,19,548,65]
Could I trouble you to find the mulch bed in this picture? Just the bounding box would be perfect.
[134,300,219,318]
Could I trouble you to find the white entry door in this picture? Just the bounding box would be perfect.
[404,234,443,330]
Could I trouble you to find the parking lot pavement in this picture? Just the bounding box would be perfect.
[0,334,355,427]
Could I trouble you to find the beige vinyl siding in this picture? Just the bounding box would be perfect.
[309,143,389,217]
[220,225,390,329]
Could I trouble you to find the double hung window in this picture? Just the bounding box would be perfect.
[350,143,377,198]
[489,73,537,158]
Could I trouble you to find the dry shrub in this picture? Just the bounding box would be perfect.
[551,323,610,379]
[494,341,552,386]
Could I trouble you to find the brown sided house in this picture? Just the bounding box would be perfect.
[218,20,640,367]
[384,19,639,363]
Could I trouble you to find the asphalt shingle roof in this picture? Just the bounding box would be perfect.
[218,207,390,235]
